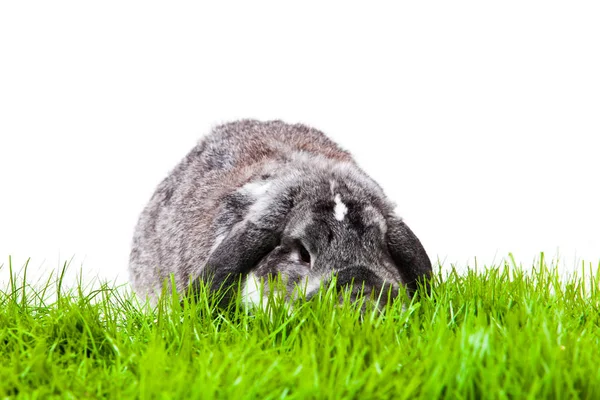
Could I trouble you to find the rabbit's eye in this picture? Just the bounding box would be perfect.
[298,243,311,265]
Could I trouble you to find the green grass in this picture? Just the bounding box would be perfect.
[1,256,600,399]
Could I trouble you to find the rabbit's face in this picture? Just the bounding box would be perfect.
[241,176,411,307]
[202,162,432,309]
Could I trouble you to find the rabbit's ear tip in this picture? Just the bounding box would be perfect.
[385,217,432,294]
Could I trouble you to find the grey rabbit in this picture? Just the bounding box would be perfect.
[129,120,432,307]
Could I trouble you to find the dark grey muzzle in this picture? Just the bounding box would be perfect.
[333,266,399,305]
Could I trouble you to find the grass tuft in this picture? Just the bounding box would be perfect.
[1,256,600,399]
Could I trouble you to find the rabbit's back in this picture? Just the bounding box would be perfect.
[197,119,352,172]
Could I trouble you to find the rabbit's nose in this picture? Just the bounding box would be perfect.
[334,266,399,304]
[334,265,381,289]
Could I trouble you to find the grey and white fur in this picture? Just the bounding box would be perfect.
[129,120,432,307]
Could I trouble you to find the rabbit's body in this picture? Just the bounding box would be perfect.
[130,120,431,305]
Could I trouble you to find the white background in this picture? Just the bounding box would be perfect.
[1,2,599,288]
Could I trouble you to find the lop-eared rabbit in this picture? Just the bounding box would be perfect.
[130,120,432,307]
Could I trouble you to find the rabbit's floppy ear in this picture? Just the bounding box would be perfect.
[202,221,280,294]
[193,187,296,303]
[386,216,433,296]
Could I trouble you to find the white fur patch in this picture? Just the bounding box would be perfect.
[333,193,348,221]
[241,273,266,309]
[242,180,272,197]
[302,275,322,296]
[241,274,294,318]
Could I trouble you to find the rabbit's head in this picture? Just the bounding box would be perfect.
[200,154,432,308]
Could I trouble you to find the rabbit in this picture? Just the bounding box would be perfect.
[129,119,432,307]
